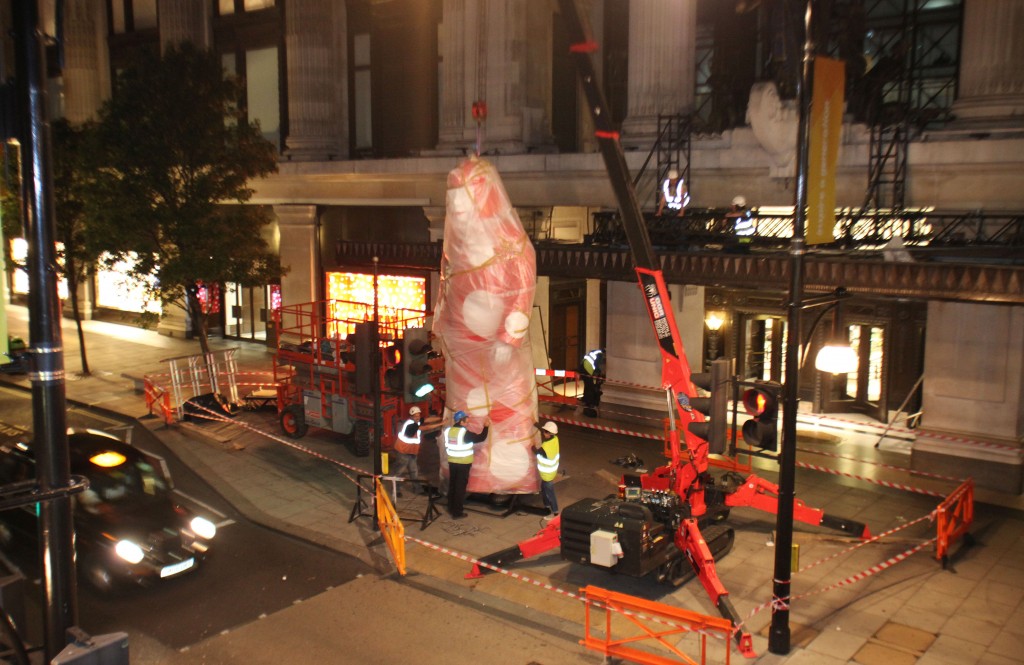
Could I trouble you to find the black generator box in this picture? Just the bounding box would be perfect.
[560,497,678,578]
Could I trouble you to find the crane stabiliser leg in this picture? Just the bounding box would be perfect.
[465,516,562,579]
[723,474,871,538]
[677,518,756,658]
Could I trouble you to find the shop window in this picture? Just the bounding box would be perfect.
[325,272,426,338]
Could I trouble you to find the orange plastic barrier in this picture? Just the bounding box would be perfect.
[144,379,174,425]
[535,368,582,408]
[376,477,407,576]
[935,478,974,566]
[581,585,733,665]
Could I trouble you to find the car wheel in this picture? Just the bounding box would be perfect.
[353,420,371,457]
[280,404,308,439]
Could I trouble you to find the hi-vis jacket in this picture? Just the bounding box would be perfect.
[394,418,421,455]
[536,436,560,482]
[444,424,489,464]
[661,178,691,211]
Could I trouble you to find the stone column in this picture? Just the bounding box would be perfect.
[275,205,320,306]
[912,302,1024,493]
[437,0,531,154]
[62,1,106,124]
[437,0,472,151]
[283,0,346,161]
[620,0,697,147]
[158,0,211,50]
[952,0,1024,123]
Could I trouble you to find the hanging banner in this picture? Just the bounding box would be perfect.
[807,56,846,246]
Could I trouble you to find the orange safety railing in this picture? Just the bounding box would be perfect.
[535,368,582,407]
[581,585,733,665]
[935,477,974,566]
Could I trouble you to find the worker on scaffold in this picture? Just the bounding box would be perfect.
[579,348,606,418]
[656,168,690,217]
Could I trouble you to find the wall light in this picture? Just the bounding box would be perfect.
[705,312,725,332]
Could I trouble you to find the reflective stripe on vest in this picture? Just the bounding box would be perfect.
[397,419,421,446]
[445,426,474,463]
[536,437,560,481]
[662,178,691,210]
[583,349,602,375]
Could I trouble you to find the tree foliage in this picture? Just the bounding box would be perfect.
[87,42,281,356]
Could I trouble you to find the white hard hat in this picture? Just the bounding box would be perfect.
[668,169,680,180]
[732,195,747,207]
[541,421,558,435]
[409,406,422,417]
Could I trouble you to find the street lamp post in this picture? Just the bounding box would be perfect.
[769,0,818,655]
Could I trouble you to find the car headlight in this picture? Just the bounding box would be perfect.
[190,516,216,540]
[114,539,145,564]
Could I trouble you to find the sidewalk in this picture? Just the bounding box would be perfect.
[4,305,1024,665]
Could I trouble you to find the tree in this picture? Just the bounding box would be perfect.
[52,119,96,375]
[87,43,281,359]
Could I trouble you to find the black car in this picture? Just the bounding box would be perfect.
[0,428,216,591]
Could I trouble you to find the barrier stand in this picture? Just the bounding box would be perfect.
[375,477,407,576]
[581,585,733,665]
[349,474,442,531]
[935,478,974,567]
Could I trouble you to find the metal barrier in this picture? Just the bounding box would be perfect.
[535,368,582,408]
[144,378,173,425]
[581,585,733,665]
[935,478,974,567]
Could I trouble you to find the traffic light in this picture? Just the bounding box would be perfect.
[688,358,733,455]
[402,327,434,403]
[741,381,781,451]
[383,343,402,392]
[353,322,375,396]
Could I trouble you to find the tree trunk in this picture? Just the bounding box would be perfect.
[66,266,90,376]
[186,283,216,390]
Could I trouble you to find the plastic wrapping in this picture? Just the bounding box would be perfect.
[433,157,539,494]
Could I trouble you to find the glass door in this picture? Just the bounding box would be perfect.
[224,282,271,342]
[822,323,888,422]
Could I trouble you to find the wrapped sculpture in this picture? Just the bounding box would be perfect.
[433,156,539,495]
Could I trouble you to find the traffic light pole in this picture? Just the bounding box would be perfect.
[12,1,78,659]
[769,0,817,655]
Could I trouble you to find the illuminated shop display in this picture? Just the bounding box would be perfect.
[325,271,427,337]
[10,238,68,300]
[95,253,161,314]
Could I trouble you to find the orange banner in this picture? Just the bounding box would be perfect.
[807,57,846,246]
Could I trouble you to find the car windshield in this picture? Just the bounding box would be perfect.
[79,452,169,510]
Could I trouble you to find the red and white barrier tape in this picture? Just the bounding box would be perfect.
[794,461,947,498]
[797,512,934,574]
[543,413,663,441]
[181,404,365,487]
[796,446,965,484]
[742,535,935,625]
[405,535,733,644]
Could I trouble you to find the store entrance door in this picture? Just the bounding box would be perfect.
[548,281,586,372]
[224,282,271,342]
[822,323,888,422]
